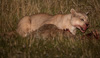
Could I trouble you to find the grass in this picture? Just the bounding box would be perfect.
[0,0,100,58]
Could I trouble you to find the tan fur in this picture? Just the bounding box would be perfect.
[17,16,31,37]
[17,9,89,37]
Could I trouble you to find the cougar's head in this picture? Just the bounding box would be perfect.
[70,9,89,33]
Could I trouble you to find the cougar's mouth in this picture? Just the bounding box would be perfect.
[74,23,89,33]
[75,25,88,33]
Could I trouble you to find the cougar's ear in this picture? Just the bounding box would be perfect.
[70,8,76,17]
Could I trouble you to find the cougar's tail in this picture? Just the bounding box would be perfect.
[16,16,31,37]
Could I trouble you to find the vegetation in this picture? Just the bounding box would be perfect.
[0,0,100,58]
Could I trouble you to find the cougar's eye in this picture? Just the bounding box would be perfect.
[81,19,84,21]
